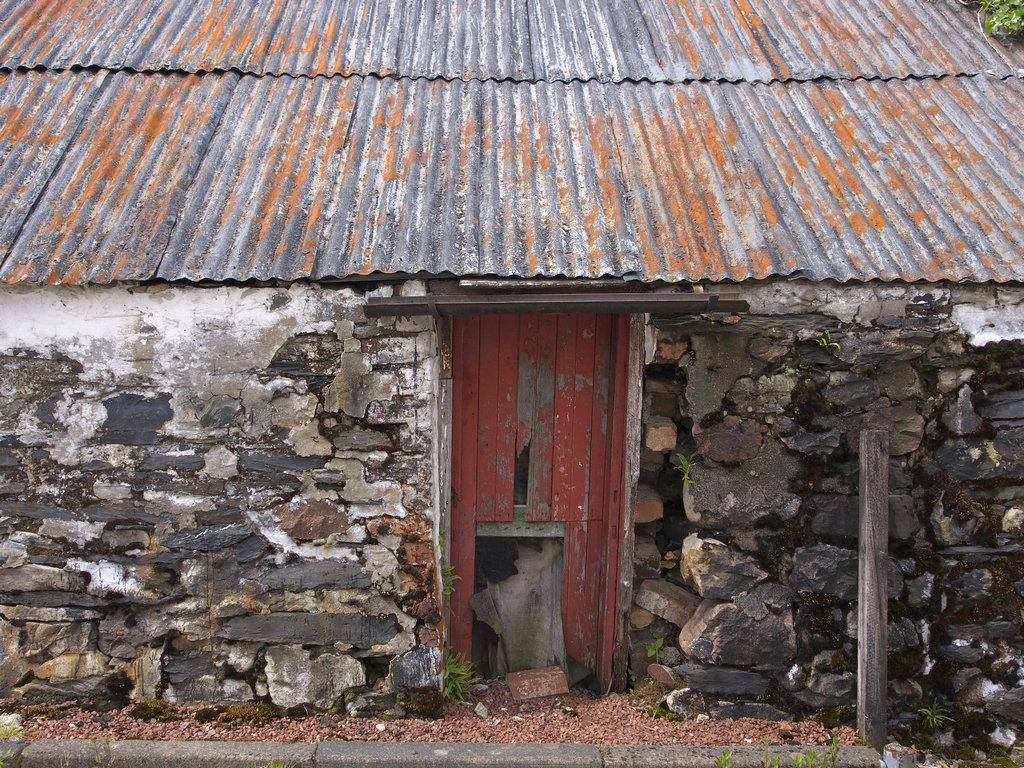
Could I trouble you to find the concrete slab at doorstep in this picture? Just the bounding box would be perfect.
[16,739,881,768]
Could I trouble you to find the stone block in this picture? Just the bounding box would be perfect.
[262,560,372,592]
[672,663,770,695]
[680,533,768,600]
[390,645,441,690]
[633,535,662,581]
[645,417,677,453]
[633,487,664,524]
[727,374,795,415]
[824,372,879,414]
[790,544,858,601]
[220,612,399,648]
[634,579,700,629]
[161,523,252,552]
[857,405,925,456]
[630,605,656,629]
[944,386,983,435]
[694,416,763,464]
[678,600,796,667]
[100,393,173,445]
[265,645,365,709]
[0,565,86,593]
[684,440,801,529]
[275,498,352,542]
[979,388,1024,428]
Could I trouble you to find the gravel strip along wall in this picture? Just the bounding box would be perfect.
[630,281,1024,749]
[0,282,442,715]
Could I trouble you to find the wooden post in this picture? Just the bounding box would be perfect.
[858,429,889,752]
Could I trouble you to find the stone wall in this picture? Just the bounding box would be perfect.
[632,281,1024,748]
[0,282,442,714]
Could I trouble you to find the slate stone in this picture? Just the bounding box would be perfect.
[0,565,86,593]
[672,664,770,695]
[237,453,328,474]
[790,544,858,601]
[906,573,934,609]
[166,676,252,705]
[234,536,269,564]
[678,601,796,667]
[979,388,1024,427]
[944,386,983,435]
[164,654,218,684]
[711,702,793,721]
[265,645,366,709]
[680,534,768,600]
[262,560,372,592]
[888,617,918,650]
[140,451,205,471]
[0,452,19,468]
[220,612,399,648]
[793,671,855,707]
[684,441,801,529]
[889,495,920,542]
[390,645,442,690]
[733,583,794,621]
[162,523,252,552]
[990,687,1024,720]
[331,430,395,451]
[808,495,858,542]
[781,426,841,455]
[0,591,107,608]
[198,396,241,427]
[946,568,993,610]
[945,621,1021,641]
[694,416,763,464]
[100,393,173,445]
[825,372,879,414]
[937,644,985,664]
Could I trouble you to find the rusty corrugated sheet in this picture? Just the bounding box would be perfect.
[0,70,107,256]
[0,0,1021,82]
[0,71,239,284]
[1,70,1022,285]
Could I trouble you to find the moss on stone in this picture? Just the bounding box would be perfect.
[224,701,276,725]
[127,699,179,722]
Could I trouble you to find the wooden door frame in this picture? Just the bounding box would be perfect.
[436,311,644,691]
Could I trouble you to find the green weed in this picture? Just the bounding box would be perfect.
[442,647,479,703]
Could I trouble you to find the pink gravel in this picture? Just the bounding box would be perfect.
[10,682,858,747]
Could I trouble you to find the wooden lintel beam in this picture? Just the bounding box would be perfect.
[364,292,748,317]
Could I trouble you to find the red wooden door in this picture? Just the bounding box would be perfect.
[450,313,629,689]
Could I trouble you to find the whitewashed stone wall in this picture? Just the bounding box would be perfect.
[0,282,442,714]
[633,280,1024,749]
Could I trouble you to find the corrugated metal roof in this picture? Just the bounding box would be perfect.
[1,70,1022,285]
[0,0,1022,83]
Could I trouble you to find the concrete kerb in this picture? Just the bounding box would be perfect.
[14,740,881,768]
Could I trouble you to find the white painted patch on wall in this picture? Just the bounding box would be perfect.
[66,558,150,598]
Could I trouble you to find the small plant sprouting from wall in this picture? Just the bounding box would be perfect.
[442,647,479,703]
[675,452,696,485]
[814,331,841,353]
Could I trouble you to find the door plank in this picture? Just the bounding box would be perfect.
[476,314,502,523]
[493,314,520,522]
[527,315,557,522]
[551,313,578,521]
